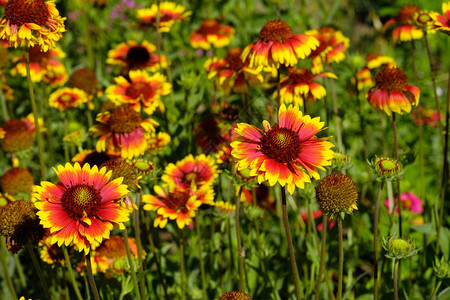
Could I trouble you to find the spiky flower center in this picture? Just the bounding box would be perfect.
[397,5,420,24]
[4,0,50,27]
[132,160,154,175]
[107,106,141,133]
[125,81,156,100]
[101,158,137,190]
[389,238,410,254]
[315,173,358,215]
[259,20,293,42]
[226,47,244,70]
[68,68,98,94]
[166,191,190,210]
[290,68,314,83]
[260,124,301,163]
[376,158,399,174]
[219,291,253,300]
[61,185,102,220]
[375,67,408,92]
[415,11,433,27]
[126,46,151,69]
[198,19,221,35]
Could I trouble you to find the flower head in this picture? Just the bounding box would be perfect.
[0,119,34,153]
[190,19,235,50]
[34,163,130,253]
[411,107,443,127]
[49,87,88,111]
[146,131,171,153]
[369,156,403,181]
[1,167,34,196]
[89,105,159,160]
[242,20,319,69]
[430,2,450,35]
[0,0,66,51]
[231,104,334,194]
[68,68,98,96]
[366,66,419,115]
[384,5,424,43]
[219,291,253,300]
[39,236,67,265]
[383,235,419,260]
[72,149,121,167]
[315,173,358,217]
[100,158,139,192]
[434,257,450,279]
[136,1,191,33]
[384,192,423,215]
[194,115,229,154]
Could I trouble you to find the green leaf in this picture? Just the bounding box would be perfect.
[411,223,436,235]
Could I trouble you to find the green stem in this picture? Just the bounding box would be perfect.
[429,280,442,300]
[123,227,142,300]
[277,68,281,108]
[226,217,235,288]
[62,246,83,300]
[195,216,208,299]
[281,186,302,299]
[337,217,344,300]
[82,2,95,70]
[134,192,146,300]
[329,67,343,151]
[162,37,174,106]
[393,260,399,300]
[235,186,246,292]
[314,217,328,300]
[373,181,385,300]
[24,46,46,179]
[1,237,17,299]
[179,228,186,300]
[392,113,402,236]
[85,251,100,300]
[13,254,26,288]
[27,242,51,300]
[0,78,9,121]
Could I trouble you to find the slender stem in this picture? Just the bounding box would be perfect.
[235,186,246,292]
[392,113,403,236]
[62,246,83,300]
[195,216,208,299]
[337,217,344,300]
[373,181,385,300]
[86,251,101,300]
[226,217,235,288]
[0,78,9,121]
[393,260,399,300]
[179,228,186,300]
[82,2,94,70]
[281,186,302,299]
[329,68,343,151]
[424,32,445,147]
[13,254,26,288]
[123,227,142,300]
[429,280,442,300]
[314,217,328,300]
[162,37,174,106]
[242,92,250,122]
[27,242,51,299]
[24,47,46,179]
[277,68,281,108]
[134,192,146,300]
[1,237,17,299]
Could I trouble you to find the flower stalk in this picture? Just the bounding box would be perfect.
[86,251,101,300]
[1,237,17,299]
[337,216,344,300]
[124,226,142,300]
[373,181,385,300]
[235,186,246,292]
[195,215,208,299]
[314,217,328,300]
[62,245,83,300]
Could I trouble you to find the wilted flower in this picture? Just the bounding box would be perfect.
[68,68,98,96]
[1,167,34,196]
[0,119,34,153]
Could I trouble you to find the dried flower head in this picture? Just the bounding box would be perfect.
[100,158,139,191]
[1,119,33,153]
[1,167,34,195]
[68,68,98,95]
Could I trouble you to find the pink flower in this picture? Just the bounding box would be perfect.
[384,192,423,214]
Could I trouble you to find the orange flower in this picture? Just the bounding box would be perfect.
[384,5,424,43]
[49,87,88,111]
[354,54,396,91]
[106,40,168,73]
[136,1,191,33]
[431,2,450,35]
[89,105,158,159]
[366,66,419,115]
[0,0,66,51]
[231,104,334,194]
[106,70,171,115]
[146,131,171,153]
[242,20,319,69]
[34,163,130,254]
[190,19,234,50]
[205,47,263,94]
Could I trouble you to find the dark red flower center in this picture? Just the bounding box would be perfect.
[4,0,50,27]
[165,191,190,210]
[290,68,314,83]
[260,124,301,163]
[198,19,221,35]
[28,45,50,63]
[226,47,244,70]
[126,46,151,69]
[61,185,102,220]
[396,5,420,24]
[259,20,293,42]
[107,106,141,133]
[125,82,156,100]
[375,67,408,92]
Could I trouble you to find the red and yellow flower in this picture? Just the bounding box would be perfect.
[194,115,229,154]
[354,54,396,91]
[0,0,66,51]
[231,104,334,194]
[34,163,130,254]
[384,5,424,43]
[106,40,168,73]
[146,131,171,153]
[242,20,319,69]
[161,154,219,193]
[89,105,159,160]
[49,87,88,111]
[106,70,171,115]
[306,27,350,74]
[366,66,420,115]
[205,47,263,94]
[430,2,450,34]
[190,19,234,50]
[72,150,121,167]
[11,45,68,86]
[142,185,203,229]
[39,236,66,265]
[136,1,191,33]
[277,67,337,107]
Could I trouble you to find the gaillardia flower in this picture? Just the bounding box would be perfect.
[366,66,419,115]
[1,167,34,195]
[106,40,167,73]
[231,104,334,194]
[219,291,253,300]
[242,20,319,69]
[0,119,34,153]
[431,2,450,35]
[106,70,171,115]
[89,105,158,160]
[34,163,130,253]
[205,47,263,94]
[136,1,191,33]
[49,87,88,111]
[277,67,337,107]
[0,0,66,51]
[190,19,235,50]
[384,5,424,43]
